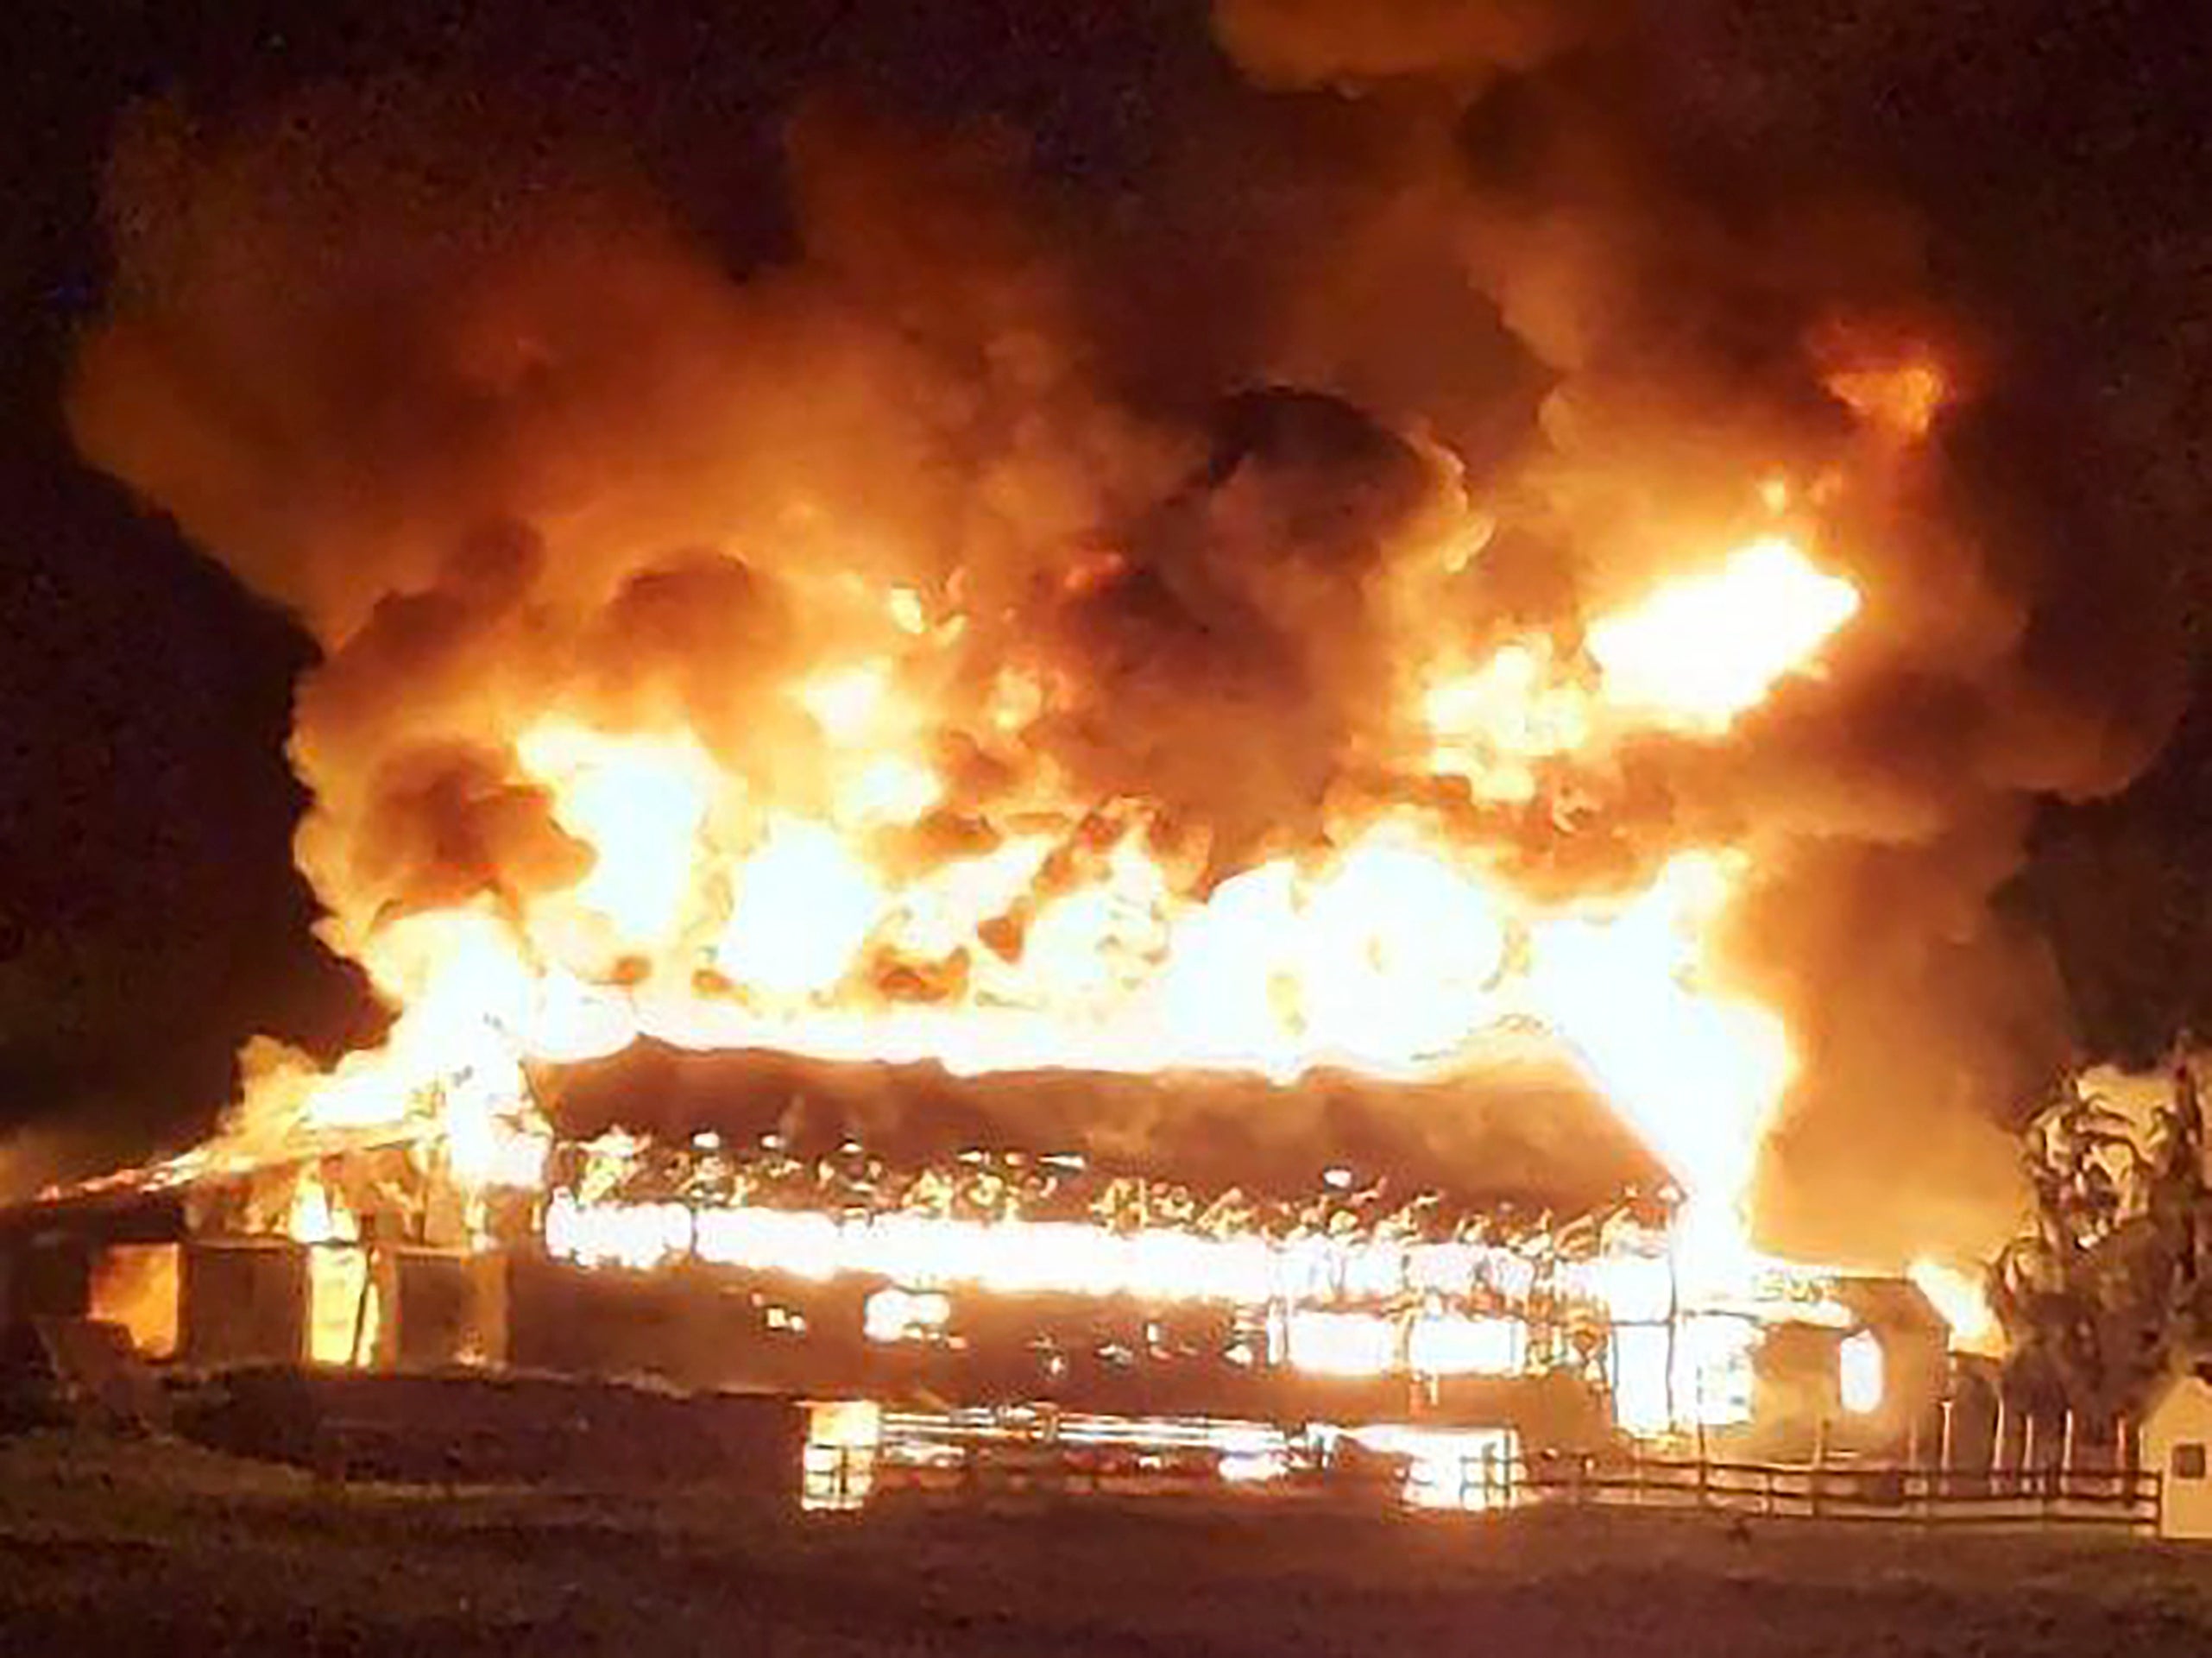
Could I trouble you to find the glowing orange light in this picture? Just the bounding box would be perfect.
[1586,537,1860,732]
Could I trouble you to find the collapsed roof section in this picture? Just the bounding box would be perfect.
[533,1028,1665,1217]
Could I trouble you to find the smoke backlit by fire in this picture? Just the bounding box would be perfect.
[61,7,2186,1309]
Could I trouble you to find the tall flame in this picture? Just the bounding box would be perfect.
[178,527,1862,1293]
[1585,537,1862,734]
[64,47,2140,1373]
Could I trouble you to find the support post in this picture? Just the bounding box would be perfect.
[1696,1420,1710,1510]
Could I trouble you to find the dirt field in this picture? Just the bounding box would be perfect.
[3,1432,2209,1655]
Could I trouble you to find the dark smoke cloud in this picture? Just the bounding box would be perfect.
[1212,0,1600,90]
[54,0,2209,1270]
[1171,1,2198,1263]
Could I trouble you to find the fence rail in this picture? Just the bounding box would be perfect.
[802,1442,2162,1532]
[1515,1454,2158,1528]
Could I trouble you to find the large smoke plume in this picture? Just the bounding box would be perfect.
[64,1,2192,1267]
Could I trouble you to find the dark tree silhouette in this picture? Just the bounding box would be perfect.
[1994,1048,2211,1421]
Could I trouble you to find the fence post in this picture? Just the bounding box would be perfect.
[1811,1419,1829,1519]
[2024,1412,2042,1513]
[1993,1393,2009,1499]
[2120,1415,2140,1529]
[2060,1410,2077,1507]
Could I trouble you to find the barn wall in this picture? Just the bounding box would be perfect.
[182,1243,306,1368]
[393,1249,507,1369]
[9,1236,92,1325]
[506,1255,854,1390]
[1736,1319,1945,1463]
[57,1237,513,1374]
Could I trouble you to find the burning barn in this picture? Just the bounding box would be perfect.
[0,1030,1957,1478]
[0,1137,512,1374]
[18,29,2093,1499]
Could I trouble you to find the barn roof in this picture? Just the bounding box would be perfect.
[531,1030,1666,1214]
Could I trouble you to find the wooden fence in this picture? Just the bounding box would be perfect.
[804,1443,2162,1533]
[1516,1453,2159,1529]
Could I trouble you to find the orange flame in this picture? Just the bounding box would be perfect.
[1585,537,1861,733]
[169,526,1874,1318]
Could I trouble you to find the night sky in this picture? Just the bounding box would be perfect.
[3,0,2209,1172]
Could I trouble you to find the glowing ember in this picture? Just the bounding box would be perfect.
[862,1286,953,1344]
[1825,357,1952,440]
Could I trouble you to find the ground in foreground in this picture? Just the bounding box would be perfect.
[2,1432,2209,1655]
